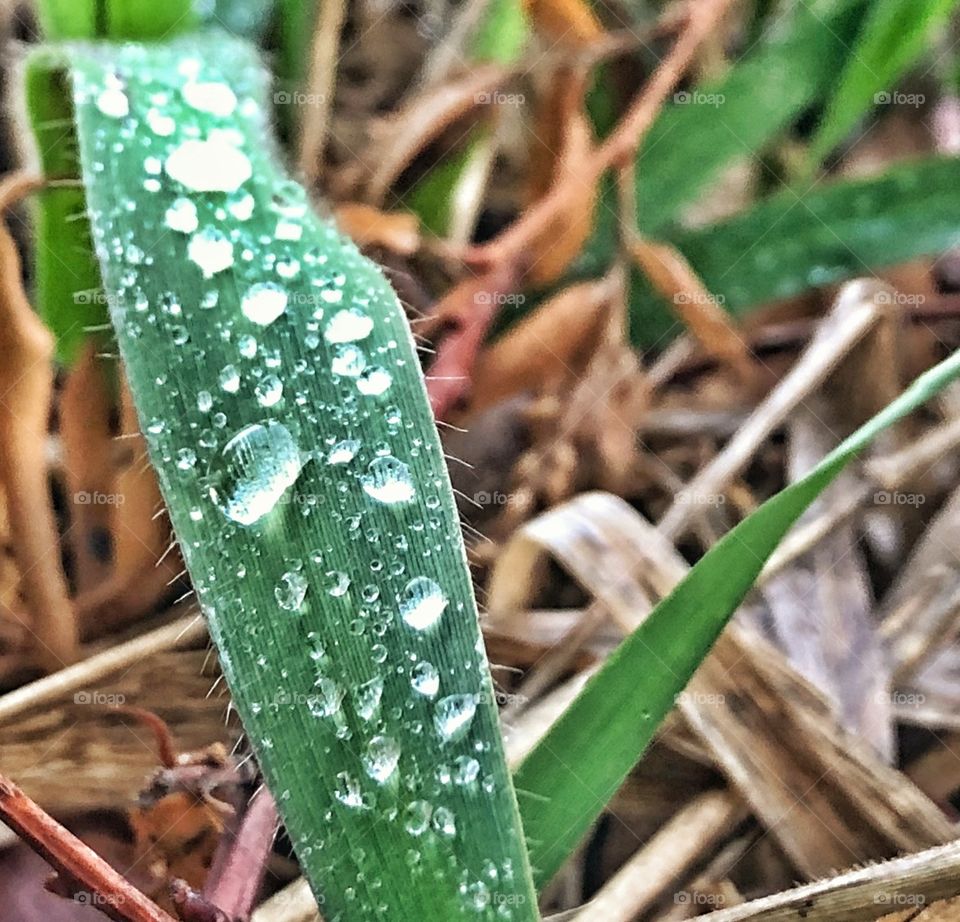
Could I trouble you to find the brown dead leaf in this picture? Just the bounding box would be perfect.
[365,64,508,204]
[0,174,77,671]
[334,203,420,256]
[468,276,616,412]
[59,344,114,595]
[627,235,754,382]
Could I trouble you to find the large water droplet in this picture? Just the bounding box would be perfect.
[324,308,373,343]
[361,456,414,504]
[327,439,360,465]
[182,80,237,116]
[275,571,308,611]
[331,344,367,378]
[399,577,447,630]
[363,735,400,783]
[165,138,252,192]
[241,282,288,326]
[188,228,234,277]
[218,364,241,393]
[411,661,439,697]
[434,694,477,743]
[210,421,303,525]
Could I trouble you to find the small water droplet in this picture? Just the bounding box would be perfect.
[176,447,197,471]
[326,571,351,597]
[241,282,288,326]
[361,456,414,504]
[404,800,432,836]
[197,390,213,412]
[310,676,345,717]
[328,439,360,465]
[331,344,367,378]
[188,228,234,277]
[363,735,400,783]
[357,367,392,396]
[210,421,303,525]
[182,80,237,116]
[453,755,480,785]
[218,364,241,393]
[255,374,283,407]
[432,806,456,838]
[165,198,199,234]
[399,577,447,630]
[325,308,373,343]
[411,661,440,697]
[96,86,129,118]
[434,694,477,743]
[275,571,308,611]
[355,675,384,721]
[333,771,364,809]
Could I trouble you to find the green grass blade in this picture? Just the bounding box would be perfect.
[807,0,959,168]
[25,53,106,363]
[515,345,960,888]
[44,32,539,921]
[636,0,868,233]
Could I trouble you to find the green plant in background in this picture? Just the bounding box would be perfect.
[20,0,960,917]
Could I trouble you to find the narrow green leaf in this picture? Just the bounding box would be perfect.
[472,0,528,65]
[515,345,960,887]
[636,0,868,233]
[25,53,105,364]
[45,32,538,921]
[807,0,959,168]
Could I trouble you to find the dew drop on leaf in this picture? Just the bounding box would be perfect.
[275,571,308,612]
[327,439,360,465]
[434,694,477,743]
[410,661,439,698]
[255,374,283,407]
[241,282,288,326]
[165,138,252,192]
[399,577,447,630]
[187,228,234,277]
[356,367,392,397]
[165,197,199,234]
[96,86,129,118]
[209,421,303,526]
[355,675,384,721]
[404,800,432,836]
[182,81,238,116]
[363,735,400,783]
[331,344,367,377]
[324,308,374,344]
[361,456,414,504]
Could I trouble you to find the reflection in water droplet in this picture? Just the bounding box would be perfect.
[210,421,303,525]
[363,735,400,783]
[241,282,288,326]
[165,138,252,192]
[361,456,414,504]
[399,577,447,630]
[434,694,477,742]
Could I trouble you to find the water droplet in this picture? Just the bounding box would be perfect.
[197,390,213,412]
[355,675,383,721]
[165,138,252,192]
[326,571,351,597]
[176,447,197,470]
[228,192,255,221]
[333,772,364,809]
[276,219,303,241]
[328,439,360,465]
[182,80,237,116]
[363,735,400,783]
[255,374,283,407]
[432,806,456,837]
[96,86,129,118]
[434,694,477,743]
[411,661,439,697]
[361,456,414,504]
[399,577,447,630]
[165,198,198,234]
[218,364,241,393]
[325,308,373,343]
[331,344,367,378]
[404,800,432,836]
[275,255,300,279]
[453,755,480,785]
[310,676,345,717]
[275,571,308,611]
[187,228,234,277]
[357,367,392,396]
[146,108,176,136]
[210,421,303,525]
[241,282,288,326]
[238,334,258,358]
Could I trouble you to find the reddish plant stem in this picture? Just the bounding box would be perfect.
[0,773,176,922]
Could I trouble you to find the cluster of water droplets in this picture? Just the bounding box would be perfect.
[78,46,529,919]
